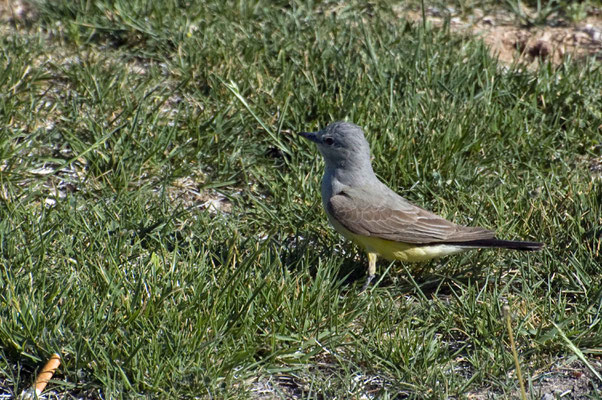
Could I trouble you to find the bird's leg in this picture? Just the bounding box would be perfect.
[361,252,378,291]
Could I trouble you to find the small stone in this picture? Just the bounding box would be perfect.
[482,16,494,26]
[582,24,602,41]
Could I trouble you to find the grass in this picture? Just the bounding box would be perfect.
[1,0,601,398]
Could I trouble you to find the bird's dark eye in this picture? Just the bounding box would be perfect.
[324,137,334,145]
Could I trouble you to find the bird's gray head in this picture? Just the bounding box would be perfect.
[298,121,372,170]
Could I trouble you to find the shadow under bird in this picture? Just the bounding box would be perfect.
[298,121,543,290]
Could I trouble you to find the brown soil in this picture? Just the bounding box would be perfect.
[399,4,602,68]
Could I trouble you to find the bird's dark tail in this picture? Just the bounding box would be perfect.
[443,239,544,251]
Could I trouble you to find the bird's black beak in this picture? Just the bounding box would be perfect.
[298,131,320,144]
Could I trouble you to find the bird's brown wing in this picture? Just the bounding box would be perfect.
[327,190,495,244]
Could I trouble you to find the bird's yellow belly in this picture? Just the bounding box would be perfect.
[330,218,467,262]
[351,234,466,262]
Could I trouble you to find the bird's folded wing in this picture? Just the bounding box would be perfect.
[327,190,495,244]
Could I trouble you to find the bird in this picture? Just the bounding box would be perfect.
[298,121,543,290]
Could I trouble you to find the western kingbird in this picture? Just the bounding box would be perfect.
[298,121,543,289]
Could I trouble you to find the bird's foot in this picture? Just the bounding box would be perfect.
[360,274,376,292]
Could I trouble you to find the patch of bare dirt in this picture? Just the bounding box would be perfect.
[165,170,233,214]
[247,356,602,399]
[0,0,37,27]
[398,5,602,68]
[468,359,602,399]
